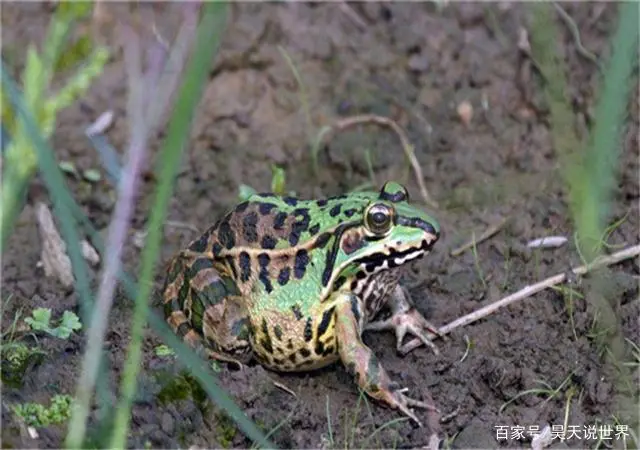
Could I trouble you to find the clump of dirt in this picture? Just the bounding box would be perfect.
[2,2,638,449]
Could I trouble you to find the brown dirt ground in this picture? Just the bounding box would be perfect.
[2,2,638,449]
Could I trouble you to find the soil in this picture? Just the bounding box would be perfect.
[1,2,638,449]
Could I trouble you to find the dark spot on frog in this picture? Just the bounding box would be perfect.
[188,232,210,253]
[343,208,357,217]
[274,324,283,341]
[323,346,334,356]
[291,304,303,320]
[314,232,331,249]
[274,212,287,230]
[261,235,277,249]
[239,251,251,282]
[314,340,325,355]
[316,199,328,207]
[346,362,356,375]
[287,339,294,350]
[242,212,259,243]
[308,223,320,235]
[258,253,273,293]
[277,267,290,286]
[294,249,310,279]
[273,357,284,365]
[261,335,273,354]
[258,202,277,215]
[288,353,297,363]
[235,201,249,213]
[190,257,214,276]
[304,317,313,341]
[334,276,346,290]
[316,306,335,338]
[299,348,311,358]
[350,296,361,324]
[289,208,311,245]
[329,205,341,217]
[217,220,235,250]
[212,242,223,256]
[356,270,366,280]
[260,318,274,353]
[283,196,298,206]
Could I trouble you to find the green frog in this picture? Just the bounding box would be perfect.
[162,181,442,426]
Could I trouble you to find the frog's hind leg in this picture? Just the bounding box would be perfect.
[163,252,252,369]
[365,285,442,355]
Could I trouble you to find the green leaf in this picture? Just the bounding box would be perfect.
[82,168,102,182]
[55,35,94,73]
[25,307,52,331]
[270,165,286,195]
[59,161,79,177]
[57,310,83,337]
[154,345,175,357]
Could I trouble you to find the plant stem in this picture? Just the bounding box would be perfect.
[108,3,228,447]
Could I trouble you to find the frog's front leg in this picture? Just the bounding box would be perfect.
[365,285,442,355]
[163,251,253,369]
[333,292,437,427]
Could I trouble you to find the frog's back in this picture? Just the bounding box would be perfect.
[186,191,375,257]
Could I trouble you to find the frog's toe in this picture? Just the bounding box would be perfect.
[381,385,439,427]
[395,309,442,355]
[366,309,441,356]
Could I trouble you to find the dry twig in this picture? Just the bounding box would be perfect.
[403,244,640,353]
[273,380,297,398]
[316,114,438,208]
[553,2,601,71]
[450,217,508,257]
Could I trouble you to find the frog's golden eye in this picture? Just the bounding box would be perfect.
[365,203,393,235]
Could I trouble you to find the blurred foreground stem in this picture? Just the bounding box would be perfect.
[530,2,639,444]
[108,3,229,448]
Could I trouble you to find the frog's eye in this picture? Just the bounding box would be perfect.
[364,203,393,235]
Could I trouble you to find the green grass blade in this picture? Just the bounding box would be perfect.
[0,60,113,429]
[571,2,638,261]
[109,3,273,448]
[59,159,275,449]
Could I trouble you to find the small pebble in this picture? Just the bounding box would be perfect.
[457,100,473,126]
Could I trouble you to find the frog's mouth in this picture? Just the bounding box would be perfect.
[357,237,435,272]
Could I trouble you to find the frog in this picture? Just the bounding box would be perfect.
[162,181,442,426]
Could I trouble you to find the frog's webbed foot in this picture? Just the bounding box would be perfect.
[365,285,442,355]
[333,292,438,427]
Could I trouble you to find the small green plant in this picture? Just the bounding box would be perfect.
[12,394,73,428]
[0,3,109,251]
[25,308,82,339]
[238,165,293,201]
[154,344,175,357]
[1,342,47,387]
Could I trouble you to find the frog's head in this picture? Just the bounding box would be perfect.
[323,181,440,292]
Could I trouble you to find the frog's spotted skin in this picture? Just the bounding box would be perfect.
[163,181,441,426]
